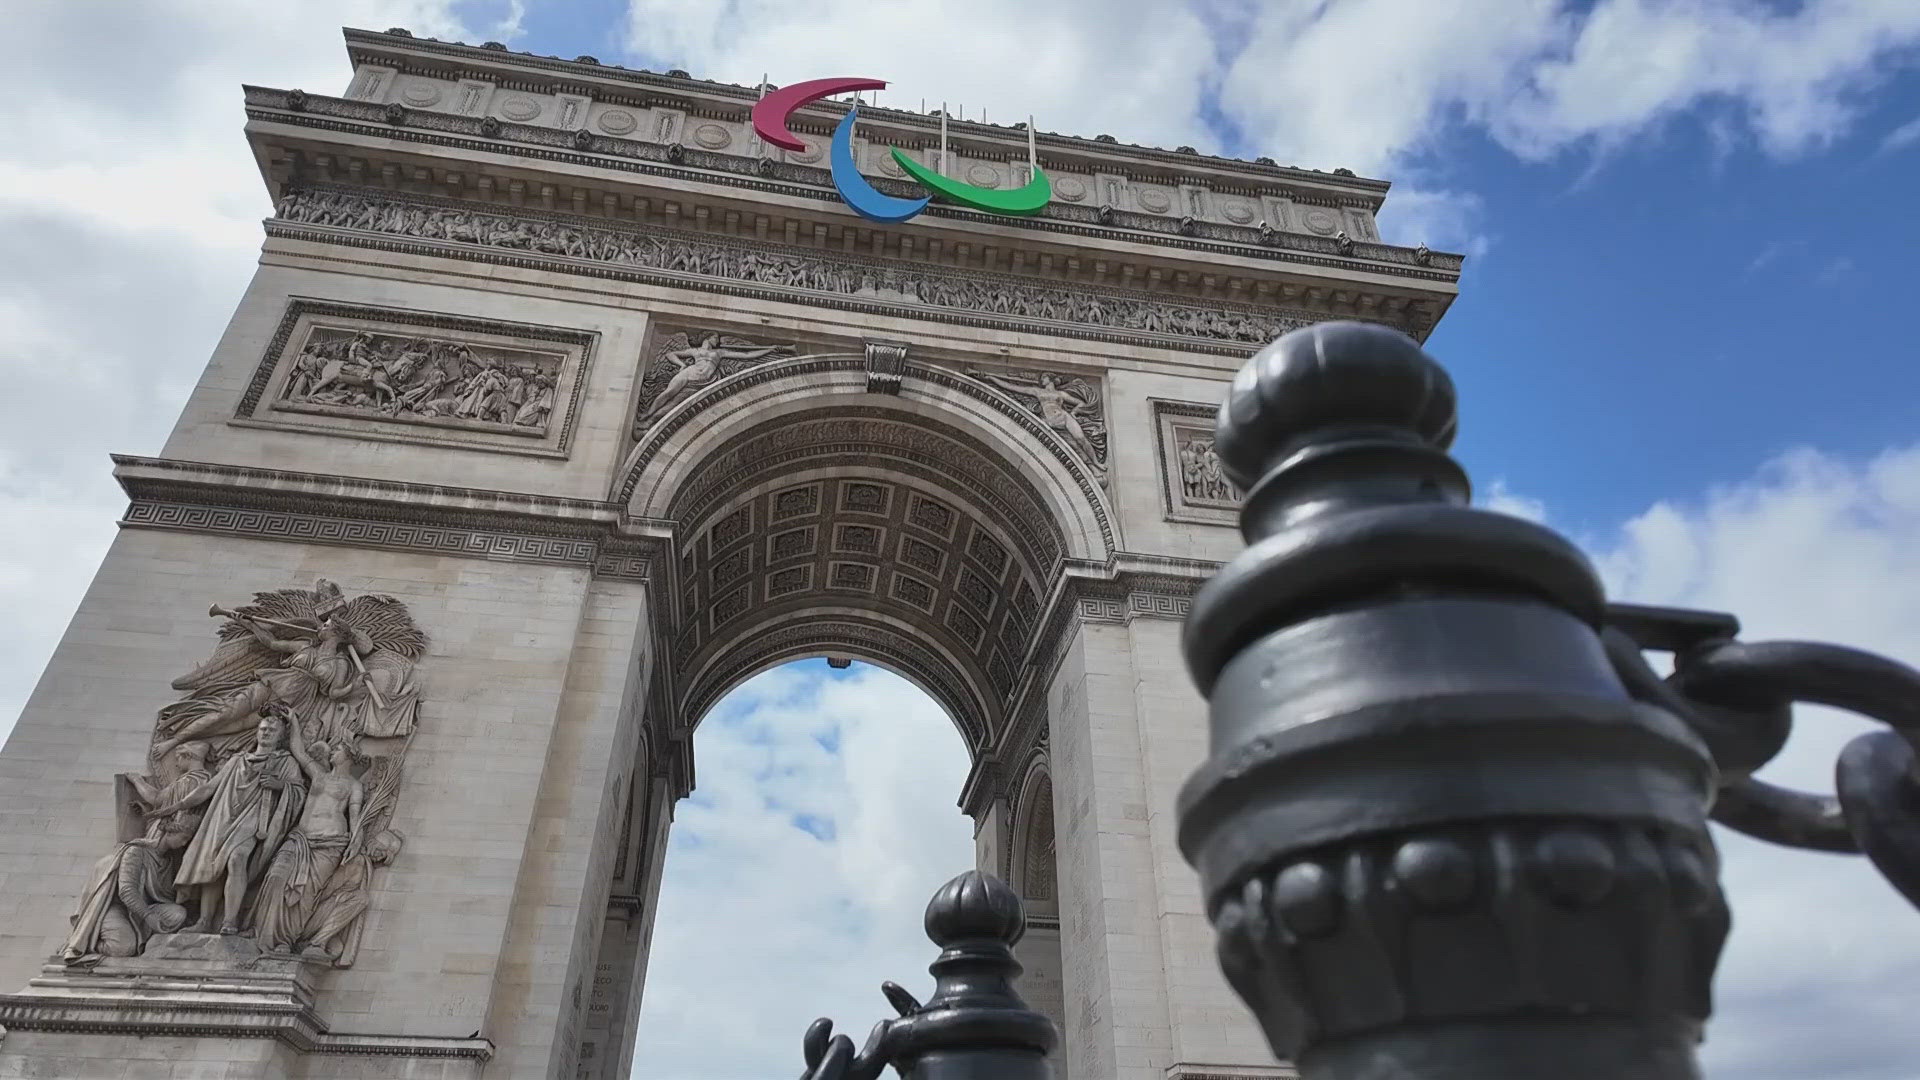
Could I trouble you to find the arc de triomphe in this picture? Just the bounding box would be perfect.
[0,28,1458,1080]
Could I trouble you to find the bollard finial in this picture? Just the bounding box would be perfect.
[1176,321,1725,1080]
[1214,321,1456,496]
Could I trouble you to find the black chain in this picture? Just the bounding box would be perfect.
[1606,602,1920,909]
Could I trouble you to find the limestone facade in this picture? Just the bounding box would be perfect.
[0,26,1458,1080]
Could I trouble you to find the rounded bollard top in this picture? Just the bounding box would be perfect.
[1214,321,1457,493]
[925,869,1025,948]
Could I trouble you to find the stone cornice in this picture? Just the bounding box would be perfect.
[341,27,1392,205]
[242,87,1464,287]
[265,186,1424,357]
[0,993,495,1060]
[111,455,660,581]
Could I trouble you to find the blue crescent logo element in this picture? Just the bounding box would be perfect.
[829,110,930,224]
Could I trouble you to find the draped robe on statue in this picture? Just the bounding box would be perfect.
[174,747,305,910]
[61,766,210,962]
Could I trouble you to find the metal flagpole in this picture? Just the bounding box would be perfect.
[1028,113,1037,182]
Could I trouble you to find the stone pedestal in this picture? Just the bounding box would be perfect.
[0,934,493,1078]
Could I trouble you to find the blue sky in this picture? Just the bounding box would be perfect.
[496,0,1920,539]
[3,2,1920,1079]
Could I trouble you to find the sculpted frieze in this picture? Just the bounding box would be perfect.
[280,327,560,434]
[238,299,596,458]
[62,579,423,970]
[272,187,1326,349]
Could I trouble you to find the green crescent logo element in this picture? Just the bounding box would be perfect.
[890,148,1053,216]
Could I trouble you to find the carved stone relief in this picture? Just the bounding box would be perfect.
[970,368,1107,477]
[271,187,1325,351]
[632,330,798,433]
[1179,438,1232,503]
[61,579,423,971]
[278,327,561,434]
[1153,399,1239,525]
[238,300,596,458]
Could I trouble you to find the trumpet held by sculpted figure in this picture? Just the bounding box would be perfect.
[154,579,425,759]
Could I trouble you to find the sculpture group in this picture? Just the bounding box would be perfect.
[280,327,558,432]
[62,580,423,968]
[1178,436,1231,503]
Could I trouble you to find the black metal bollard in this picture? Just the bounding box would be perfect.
[1177,322,1730,1080]
[797,870,1057,1080]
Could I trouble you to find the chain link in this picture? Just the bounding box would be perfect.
[1605,603,1920,909]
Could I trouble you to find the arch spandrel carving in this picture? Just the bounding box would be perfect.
[617,354,1115,566]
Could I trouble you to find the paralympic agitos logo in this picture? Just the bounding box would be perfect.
[751,77,1051,224]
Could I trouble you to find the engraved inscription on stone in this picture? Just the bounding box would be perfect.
[278,326,562,436]
[61,579,423,970]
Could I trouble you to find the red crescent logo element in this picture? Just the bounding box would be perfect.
[752,77,887,151]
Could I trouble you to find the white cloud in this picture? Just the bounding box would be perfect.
[0,0,514,740]
[1882,113,1920,153]
[1502,0,1920,161]
[628,662,974,1079]
[1218,0,1920,177]
[1480,478,1549,522]
[623,0,1225,154]
[1574,444,1920,1079]
[2,4,1919,1078]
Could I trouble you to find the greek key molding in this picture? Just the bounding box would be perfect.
[124,501,598,564]
[268,186,1387,357]
[0,990,495,1060]
[112,457,657,582]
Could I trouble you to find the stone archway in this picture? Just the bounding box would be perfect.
[622,351,1115,764]
[582,349,1114,1078]
[0,28,1460,1080]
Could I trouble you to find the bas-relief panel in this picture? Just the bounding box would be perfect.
[58,579,422,970]
[234,299,598,458]
[1153,399,1239,526]
[270,188,1328,351]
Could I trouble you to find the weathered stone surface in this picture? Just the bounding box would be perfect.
[0,22,1454,1080]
